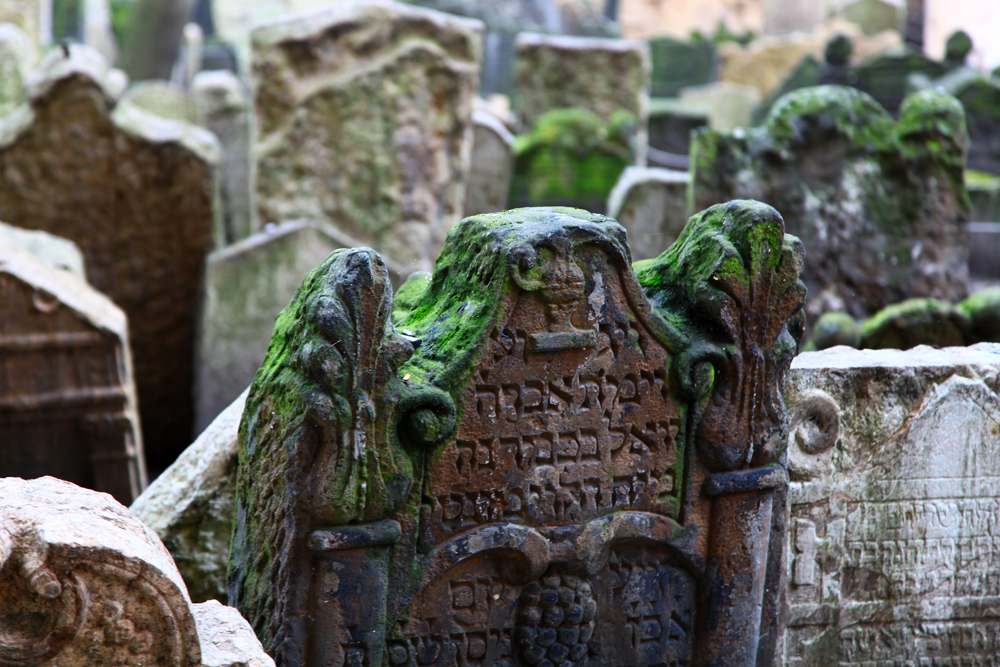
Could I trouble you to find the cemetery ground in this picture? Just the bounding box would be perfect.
[1,2,1000,667]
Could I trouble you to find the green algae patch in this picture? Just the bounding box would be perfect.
[804,311,862,351]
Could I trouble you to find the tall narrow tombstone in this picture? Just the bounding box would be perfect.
[252,0,483,274]
[0,22,35,117]
[229,203,806,667]
[692,85,969,325]
[779,344,1000,666]
[0,44,218,472]
[464,108,514,217]
[0,244,145,505]
[192,69,254,245]
[606,166,690,261]
[513,32,649,163]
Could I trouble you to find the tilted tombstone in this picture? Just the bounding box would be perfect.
[606,166,690,261]
[0,22,35,117]
[779,344,1000,666]
[195,220,405,433]
[0,44,218,471]
[514,33,650,163]
[252,0,483,274]
[647,36,716,99]
[0,243,146,504]
[229,203,806,667]
[191,69,254,245]
[0,475,275,667]
[464,108,515,217]
[692,86,970,325]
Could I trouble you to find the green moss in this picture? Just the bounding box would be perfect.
[896,89,969,169]
[966,170,1000,189]
[860,297,971,350]
[804,311,861,351]
[762,85,895,151]
[392,270,432,325]
[958,287,1000,344]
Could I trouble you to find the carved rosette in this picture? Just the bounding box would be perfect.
[0,477,200,667]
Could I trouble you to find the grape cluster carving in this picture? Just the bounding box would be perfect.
[516,571,596,667]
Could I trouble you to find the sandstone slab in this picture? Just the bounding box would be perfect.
[0,244,146,504]
[607,166,690,261]
[0,44,218,471]
[779,344,1000,666]
[252,0,482,273]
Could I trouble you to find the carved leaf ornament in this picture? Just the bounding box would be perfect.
[230,202,805,667]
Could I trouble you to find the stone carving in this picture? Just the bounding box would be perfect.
[230,202,805,667]
[0,44,218,471]
[0,244,146,504]
[607,167,690,261]
[191,70,254,245]
[132,388,249,604]
[779,344,1000,667]
[0,475,201,667]
[195,220,405,433]
[464,108,514,217]
[692,85,969,327]
[252,0,482,274]
[513,32,649,163]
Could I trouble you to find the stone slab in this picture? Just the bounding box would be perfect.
[464,107,514,217]
[193,599,277,667]
[779,343,1000,666]
[0,219,85,279]
[252,0,483,274]
[0,243,146,504]
[607,166,690,261]
[0,44,218,472]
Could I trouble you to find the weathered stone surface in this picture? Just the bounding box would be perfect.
[692,86,970,326]
[252,0,482,274]
[191,69,254,245]
[0,475,201,666]
[230,202,805,667]
[0,244,146,504]
[0,219,85,279]
[779,344,1000,666]
[0,44,218,472]
[508,108,632,213]
[193,599,276,667]
[0,22,34,118]
[647,35,716,98]
[132,388,247,604]
[120,79,194,122]
[678,81,761,130]
[195,220,400,433]
[606,166,690,260]
[513,32,649,162]
[646,98,708,166]
[860,297,971,350]
[464,107,514,217]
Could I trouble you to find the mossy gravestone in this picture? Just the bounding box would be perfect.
[692,85,969,325]
[252,0,483,274]
[229,203,806,667]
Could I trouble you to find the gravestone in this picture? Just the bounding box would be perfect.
[779,344,1000,666]
[133,388,249,604]
[850,51,949,115]
[191,69,254,245]
[513,32,649,162]
[606,167,690,261]
[81,0,115,63]
[948,75,1000,176]
[969,223,1000,280]
[252,0,482,274]
[120,79,194,122]
[0,22,34,118]
[0,219,85,279]
[0,243,146,504]
[230,202,806,667]
[0,0,43,54]
[646,98,708,166]
[508,108,633,213]
[0,44,218,473]
[0,475,274,667]
[692,86,970,325]
[464,108,514,217]
[647,35,716,98]
[679,81,761,130]
[967,171,999,221]
[835,0,902,35]
[195,220,404,433]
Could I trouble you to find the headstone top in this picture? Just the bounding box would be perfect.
[944,29,973,64]
[25,42,113,103]
[191,69,249,115]
[792,343,1000,370]
[825,33,853,65]
[472,106,514,147]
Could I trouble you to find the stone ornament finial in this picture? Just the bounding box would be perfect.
[231,203,806,667]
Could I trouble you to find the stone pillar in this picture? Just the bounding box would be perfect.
[252,0,483,274]
[0,44,218,471]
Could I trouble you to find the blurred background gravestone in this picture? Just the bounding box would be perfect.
[606,166,690,260]
[647,35,716,98]
[0,242,146,505]
[0,44,218,475]
[252,0,482,275]
[464,107,515,217]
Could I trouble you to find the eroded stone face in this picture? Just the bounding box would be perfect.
[0,45,218,470]
[251,0,483,273]
[780,344,1000,666]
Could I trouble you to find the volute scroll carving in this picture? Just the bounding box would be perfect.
[231,203,805,667]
